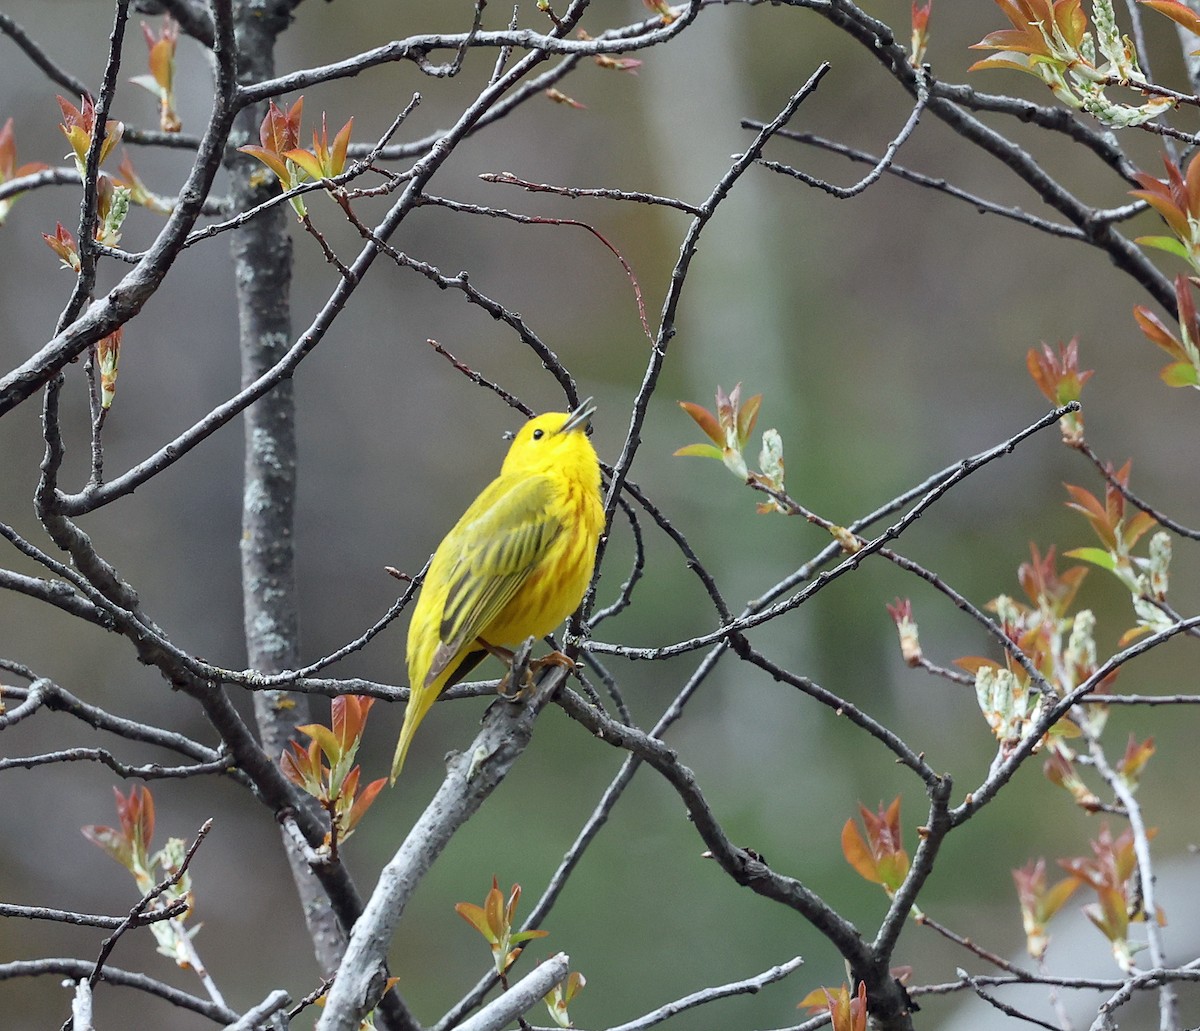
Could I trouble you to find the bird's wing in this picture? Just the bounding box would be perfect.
[427,474,562,683]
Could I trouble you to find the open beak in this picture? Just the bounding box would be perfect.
[560,397,596,434]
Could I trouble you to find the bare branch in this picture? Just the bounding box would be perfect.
[427,340,534,416]
[222,989,292,1031]
[237,10,702,106]
[963,976,1064,1031]
[587,491,647,628]
[1078,440,1200,540]
[597,955,806,1031]
[736,644,939,784]
[451,954,570,1031]
[0,748,233,779]
[419,192,653,340]
[413,0,487,79]
[0,900,186,930]
[0,567,113,628]
[332,205,577,398]
[1090,960,1200,1030]
[917,913,1037,977]
[0,958,237,1022]
[758,68,930,199]
[1085,737,1177,1028]
[747,127,1089,240]
[553,687,868,962]
[0,678,227,765]
[479,170,704,215]
[0,12,91,97]
[796,0,1175,313]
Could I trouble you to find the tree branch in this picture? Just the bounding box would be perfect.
[316,666,569,1030]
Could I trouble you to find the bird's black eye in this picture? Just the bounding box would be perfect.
[532,428,544,441]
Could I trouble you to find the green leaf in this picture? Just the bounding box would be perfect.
[1161,361,1200,387]
[1041,875,1081,920]
[673,443,723,460]
[1064,546,1116,571]
[509,929,550,945]
[1135,235,1191,260]
[284,148,324,182]
[300,723,342,765]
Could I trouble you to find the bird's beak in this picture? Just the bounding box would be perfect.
[560,397,596,434]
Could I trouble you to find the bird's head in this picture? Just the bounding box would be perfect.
[500,397,599,478]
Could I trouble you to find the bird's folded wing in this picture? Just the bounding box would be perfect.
[430,474,562,680]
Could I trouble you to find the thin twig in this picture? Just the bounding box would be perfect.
[419,192,653,341]
[962,975,1063,1031]
[1078,440,1200,540]
[577,955,806,1031]
[427,340,534,415]
[588,491,647,627]
[0,957,237,1022]
[0,12,91,97]
[0,748,233,779]
[746,125,1089,239]
[479,170,703,215]
[758,69,930,199]
[223,989,292,1030]
[236,9,701,105]
[0,899,187,929]
[738,643,938,784]
[918,913,1035,977]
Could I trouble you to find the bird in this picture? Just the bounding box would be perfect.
[391,398,604,781]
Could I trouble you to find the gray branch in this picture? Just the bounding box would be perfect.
[452,954,570,1031]
[316,666,567,1030]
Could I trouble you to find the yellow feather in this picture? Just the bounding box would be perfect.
[392,399,603,780]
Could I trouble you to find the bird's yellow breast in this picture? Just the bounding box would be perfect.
[476,473,603,646]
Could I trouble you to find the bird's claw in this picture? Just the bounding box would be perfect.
[497,648,578,699]
[530,650,578,674]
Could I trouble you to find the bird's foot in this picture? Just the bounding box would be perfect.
[494,638,533,700]
[495,645,577,699]
[529,650,577,674]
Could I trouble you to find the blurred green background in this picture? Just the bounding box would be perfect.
[2,1,1200,1028]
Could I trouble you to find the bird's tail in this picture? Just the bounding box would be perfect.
[390,682,438,783]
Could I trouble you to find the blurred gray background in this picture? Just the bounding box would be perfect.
[2,1,1199,1028]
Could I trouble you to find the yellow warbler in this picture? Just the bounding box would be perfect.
[392,398,604,780]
